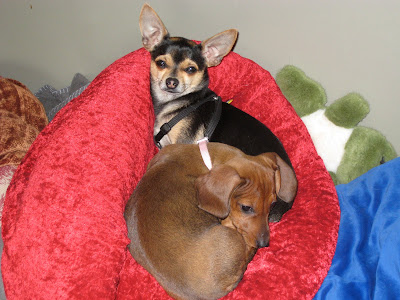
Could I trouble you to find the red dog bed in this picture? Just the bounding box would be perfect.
[2,48,340,299]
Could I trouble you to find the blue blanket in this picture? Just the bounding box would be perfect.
[314,157,400,299]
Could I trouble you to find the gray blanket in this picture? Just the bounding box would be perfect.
[35,73,90,121]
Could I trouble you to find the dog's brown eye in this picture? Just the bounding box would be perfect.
[156,60,167,69]
[185,66,197,74]
[240,204,254,214]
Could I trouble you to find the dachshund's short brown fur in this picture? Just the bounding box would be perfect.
[124,143,297,300]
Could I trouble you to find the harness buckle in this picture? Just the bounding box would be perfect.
[159,123,172,135]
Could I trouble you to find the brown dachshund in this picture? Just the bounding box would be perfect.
[124,142,297,300]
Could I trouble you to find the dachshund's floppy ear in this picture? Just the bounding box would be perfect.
[274,155,297,203]
[259,153,298,204]
[196,165,242,219]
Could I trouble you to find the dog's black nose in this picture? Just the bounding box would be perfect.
[166,78,179,90]
[257,231,270,248]
[257,240,270,248]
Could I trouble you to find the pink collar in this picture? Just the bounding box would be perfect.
[197,138,212,170]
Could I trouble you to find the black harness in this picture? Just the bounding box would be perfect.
[154,94,222,149]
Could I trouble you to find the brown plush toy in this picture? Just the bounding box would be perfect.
[0,77,48,168]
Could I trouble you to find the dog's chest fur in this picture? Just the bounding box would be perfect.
[153,97,208,146]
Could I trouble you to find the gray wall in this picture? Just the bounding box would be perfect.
[1,0,399,153]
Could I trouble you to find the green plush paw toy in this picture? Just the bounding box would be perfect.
[276,65,397,185]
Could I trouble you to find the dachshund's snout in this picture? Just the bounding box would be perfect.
[257,231,270,248]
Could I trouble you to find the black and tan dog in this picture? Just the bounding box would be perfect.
[140,4,297,222]
[125,142,297,300]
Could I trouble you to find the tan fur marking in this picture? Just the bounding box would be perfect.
[168,37,197,47]
[179,58,199,72]
[167,119,189,144]
[177,58,205,92]
[152,54,174,75]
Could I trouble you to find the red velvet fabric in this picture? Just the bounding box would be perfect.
[2,48,340,299]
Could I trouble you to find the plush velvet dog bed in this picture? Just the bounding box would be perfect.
[2,48,340,299]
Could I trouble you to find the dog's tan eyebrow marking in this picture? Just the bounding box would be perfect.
[154,54,174,68]
[179,58,199,71]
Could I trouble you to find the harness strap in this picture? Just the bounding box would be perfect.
[154,94,222,149]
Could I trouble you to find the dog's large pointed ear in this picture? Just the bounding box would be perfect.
[201,29,238,67]
[139,4,169,51]
[196,164,242,219]
[259,153,298,204]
